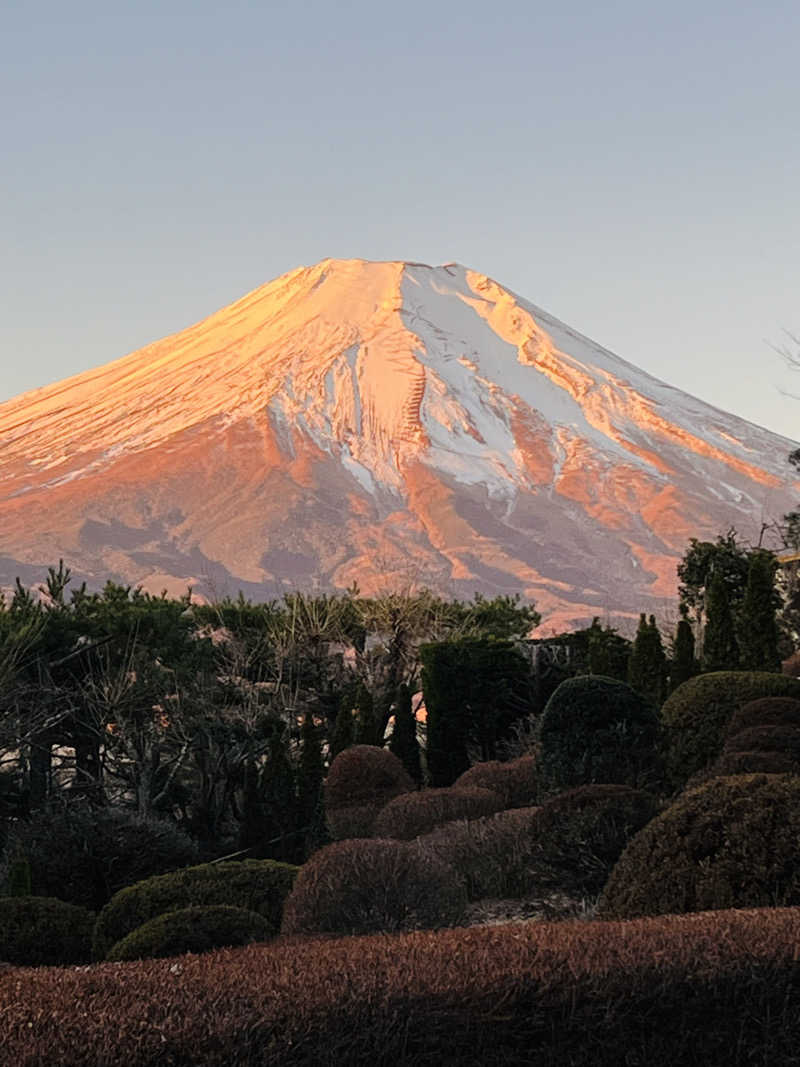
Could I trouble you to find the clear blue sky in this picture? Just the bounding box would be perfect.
[3,0,799,442]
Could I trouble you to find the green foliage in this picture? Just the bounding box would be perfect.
[421,637,532,787]
[373,787,503,840]
[585,618,631,680]
[659,672,800,789]
[738,550,782,671]
[280,838,466,935]
[599,774,800,919]
[628,614,666,707]
[330,690,356,758]
[702,569,739,670]
[353,684,380,746]
[92,858,298,961]
[238,726,298,862]
[388,684,422,784]
[0,896,94,966]
[538,676,660,793]
[453,755,538,809]
[105,904,272,962]
[0,803,199,911]
[677,529,751,625]
[5,857,31,897]
[669,613,697,692]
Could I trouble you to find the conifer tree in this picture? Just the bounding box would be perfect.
[628,614,666,707]
[354,684,381,746]
[330,692,355,758]
[702,569,739,671]
[239,726,297,862]
[388,683,422,785]
[738,550,781,672]
[670,609,696,691]
[298,711,327,857]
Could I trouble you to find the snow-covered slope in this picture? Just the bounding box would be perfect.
[0,259,796,629]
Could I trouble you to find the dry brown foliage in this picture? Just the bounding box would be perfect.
[725,696,800,737]
[373,786,503,840]
[453,755,538,808]
[324,745,413,839]
[4,908,800,1065]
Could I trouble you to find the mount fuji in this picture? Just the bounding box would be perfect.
[1,259,796,630]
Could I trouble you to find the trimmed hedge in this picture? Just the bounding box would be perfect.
[724,724,800,760]
[106,905,273,962]
[373,787,503,840]
[686,749,800,789]
[659,672,800,788]
[599,774,800,919]
[0,896,94,967]
[93,859,298,961]
[0,803,199,912]
[281,838,466,936]
[453,755,538,809]
[725,696,800,738]
[415,807,539,900]
[324,746,414,839]
[538,676,660,793]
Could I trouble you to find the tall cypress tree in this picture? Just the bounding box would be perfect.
[628,614,666,707]
[702,569,739,671]
[330,691,355,758]
[389,683,422,785]
[354,684,381,747]
[298,711,327,858]
[670,610,696,691]
[739,550,781,672]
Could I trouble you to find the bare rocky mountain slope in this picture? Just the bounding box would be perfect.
[1,259,796,629]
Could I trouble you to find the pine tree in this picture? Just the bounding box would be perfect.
[739,550,781,672]
[388,683,422,785]
[628,614,666,707]
[330,692,355,758]
[670,610,696,691]
[354,684,381,746]
[239,726,297,863]
[702,569,739,671]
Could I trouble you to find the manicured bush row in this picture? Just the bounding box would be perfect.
[723,724,800,759]
[280,838,466,935]
[659,672,800,788]
[5,909,800,1065]
[725,696,800,737]
[599,774,800,919]
[93,859,298,961]
[686,749,800,788]
[373,786,503,840]
[0,896,95,967]
[453,755,538,809]
[324,746,414,839]
[106,905,273,962]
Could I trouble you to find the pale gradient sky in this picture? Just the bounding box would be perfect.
[2,0,799,444]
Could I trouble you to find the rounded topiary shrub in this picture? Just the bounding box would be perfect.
[453,756,538,809]
[373,787,503,840]
[598,774,800,919]
[686,749,800,789]
[725,697,800,738]
[415,807,539,901]
[324,745,414,840]
[659,672,800,789]
[538,676,660,793]
[93,858,298,961]
[723,725,800,760]
[105,905,273,962]
[520,785,659,896]
[0,897,94,967]
[281,838,466,935]
[0,802,199,911]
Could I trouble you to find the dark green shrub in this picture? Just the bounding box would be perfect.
[520,785,659,896]
[724,725,800,760]
[324,745,414,840]
[93,858,298,961]
[0,802,199,911]
[599,774,800,919]
[415,807,539,900]
[725,697,800,738]
[4,856,31,897]
[280,838,466,935]
[105,905,273,962]
[538,676,660,793]
[373,787,503,840]
[453,755,538,808]
[660,673,800,788]
[0,896,94,966]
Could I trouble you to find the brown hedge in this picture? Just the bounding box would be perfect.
[725,697,800,738]
[686,749,800,789]
[453,756,538,809]
[372,786,503,840]
[280,837,466,936]
[324,746,414,838]
[4,909,800,1065]
[723,724,800,759]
